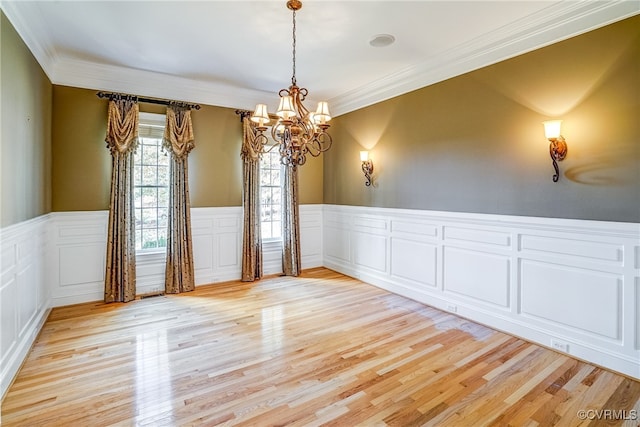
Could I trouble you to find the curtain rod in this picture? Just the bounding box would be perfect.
[235,109,279,121]
[96,91,201,110]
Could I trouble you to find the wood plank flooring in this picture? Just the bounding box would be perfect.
[2,268,639,426]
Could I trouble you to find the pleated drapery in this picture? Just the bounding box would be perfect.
[163,105,196,294]
[240,117,264,282]
[282,164,301,276]
[104,98,139,303]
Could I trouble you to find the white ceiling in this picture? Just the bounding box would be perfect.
[2,1,638,116]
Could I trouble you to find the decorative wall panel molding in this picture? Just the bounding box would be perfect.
[47,208,244,305]
[49,211,109,306]
[47,206,323,305]
[323,204,640,379]
[0,214,50,399]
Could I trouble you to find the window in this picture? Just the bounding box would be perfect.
[134,113,169,251]
[260,148,282,240]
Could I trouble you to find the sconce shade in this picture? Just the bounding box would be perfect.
[314,101,331,125]
[543,120,562,140]
[276,95,296,120]
[250,104,270,126]
[360,151,369,162]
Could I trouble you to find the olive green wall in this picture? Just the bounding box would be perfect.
[1,12,52,227]
[51,86,110,211]
[51,86,323,211]
[9,12,635,221]
[325,16,640,223]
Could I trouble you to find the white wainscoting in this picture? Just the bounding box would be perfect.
[322,204,640,380]
[48,208,245,306]
[48,205,324,306]
[0,214,50,398]
[49,211,109,306]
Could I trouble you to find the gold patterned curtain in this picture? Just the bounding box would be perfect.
[241,116,264,281]
[282,164,301,276]
[104,98,139,303]
[163,105,196,294]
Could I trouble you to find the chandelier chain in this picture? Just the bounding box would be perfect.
[247,0,332,169]
[291,9,297,86]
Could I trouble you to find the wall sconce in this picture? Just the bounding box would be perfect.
[543,120,568,182]
[360,151,374,186]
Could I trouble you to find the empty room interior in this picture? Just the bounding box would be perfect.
[1,1,639,425]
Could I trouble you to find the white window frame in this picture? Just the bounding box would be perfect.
[134,112,169,254]
[260,146,283,243]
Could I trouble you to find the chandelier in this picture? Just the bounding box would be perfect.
[250,0,332,167]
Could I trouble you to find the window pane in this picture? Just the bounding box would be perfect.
[141,187,157,207]
[260,187,271,205]
[157,228,167,248]
[158,149,170,166]
[158,187,169,207]
[157,208,168,227]
[261,222,272,239]
[262,205,272,222]
[135,208,142,226]
[142,208,157,227]
[142,165,157,185]
[271,169,280,185]
[272,187,281,204]
[142,229,158,249]
[260,169,270,186]
[134,188,142,208]
[142,142,158,165]
[272,221,281,238]
[272,204,281,220]
[157,166,169,186]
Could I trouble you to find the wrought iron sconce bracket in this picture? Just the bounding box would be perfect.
[549,136,567,182]
[362,159,374,186]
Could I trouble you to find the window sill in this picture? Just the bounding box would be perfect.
[136,249,167,264]
[262,239,282,251]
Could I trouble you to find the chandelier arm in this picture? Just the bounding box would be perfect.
[253,132,269,154]
[271,124,281,143]
[262,139,280,155]
[294,117,313,139]
[313,130,333,153]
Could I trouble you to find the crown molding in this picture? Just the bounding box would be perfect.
[51,58,268,111]
[3,0,638,116]
[329,0,639,116]
[1,0,58,81]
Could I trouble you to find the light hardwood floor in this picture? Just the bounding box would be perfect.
[2,268,639,426]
